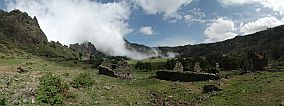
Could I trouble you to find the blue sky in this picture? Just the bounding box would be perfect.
[1,0,284,48]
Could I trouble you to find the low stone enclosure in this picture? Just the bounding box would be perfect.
[156,71,219,82]
[98,59,133,79]
[156,61,219,82]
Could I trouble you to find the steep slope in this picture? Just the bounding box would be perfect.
[0,9,78,58]
[0,9,47,45]
[124,38,158,56]
[157,25,284,58]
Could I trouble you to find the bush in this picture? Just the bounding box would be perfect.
[36,73,66,105]
[0,97,6,106]
[72,73,94,88]
[165,59,177,70]
[135,61,152,71]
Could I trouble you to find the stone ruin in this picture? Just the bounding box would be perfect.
[173,61,183,72]
[156,61,219,82]
[193,62,201,73]
[241,51,268,72]
[98,59,133,80]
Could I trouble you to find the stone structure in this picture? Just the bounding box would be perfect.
[98,59,133,80]
[193,62,201,72]
[173,61,183,72]
[115,60,131,72]
[241,51,268,71]
[100,58,113,69]
[98,66,118,78]
[156,71,219,82]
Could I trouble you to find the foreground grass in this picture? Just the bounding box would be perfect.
[0,53,284,105]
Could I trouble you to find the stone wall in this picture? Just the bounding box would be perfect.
[98,66,118,78]
[156,71,219,82]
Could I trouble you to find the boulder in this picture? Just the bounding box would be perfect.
[202,85,222,93]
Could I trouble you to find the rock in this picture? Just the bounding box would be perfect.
[103,86,111,90]
[31,96,35,104]
[13,100,19,105]
[17,67,28,73]
[203,85,222,93]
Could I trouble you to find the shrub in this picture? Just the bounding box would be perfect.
[72,73,94,88]
[165,59,177,70]
[135,61,152,71]
[0,97,6,106]
[36,73,66,105]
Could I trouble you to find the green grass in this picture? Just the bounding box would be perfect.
[127,58,168,65]
[1,52,284,105]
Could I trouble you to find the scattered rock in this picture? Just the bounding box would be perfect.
[31,96,35,104]
[13,100,19,105]
[203,85,222,93]
[279,100,284,106]
[103,86,111,91]
[17,67,28,73]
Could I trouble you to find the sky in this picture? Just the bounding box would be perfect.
[0,0,284,58]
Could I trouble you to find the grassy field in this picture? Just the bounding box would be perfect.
[1,52,284,105]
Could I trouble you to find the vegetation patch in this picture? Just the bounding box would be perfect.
[72,72,94,88]
[36,73,68,105]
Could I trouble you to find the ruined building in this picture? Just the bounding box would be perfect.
[241,51,268,71]
[98,59,133,79]
[173,61,183,72]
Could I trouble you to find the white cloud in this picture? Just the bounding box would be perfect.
[133,0,192,20]
[203,17,237,43]
[153,36,194,47]
[218,0,284,16]
[5,0,150,59]
[184,8,206,23]
[139,26,155,36]
[240,16,284,34]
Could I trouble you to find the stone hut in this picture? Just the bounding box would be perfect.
[173,61,183,72]
[101,58,113,69]
[99,59,133,79]
[241,51,268,71]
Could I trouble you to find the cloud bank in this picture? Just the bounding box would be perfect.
[133,0,192,21]
[240,16,284,35]
[4,0,154,59]
[139,26,155,36]
[204,17,237,43]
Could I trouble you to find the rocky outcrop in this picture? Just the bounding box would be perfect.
[0,9,48,45]
[69,42,97,57]
[156,71,219,82]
